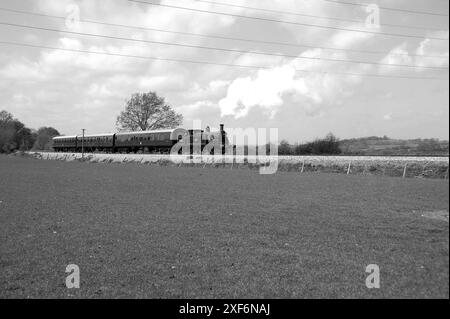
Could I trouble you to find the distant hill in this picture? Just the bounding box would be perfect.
[340,137,449,156]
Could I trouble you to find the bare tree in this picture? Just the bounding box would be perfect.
[116,92,183,131]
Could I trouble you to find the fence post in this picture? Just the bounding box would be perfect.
[347,162,351,175]
[403,164,407,178]
[301,160,305,173]
[422,162,427,177]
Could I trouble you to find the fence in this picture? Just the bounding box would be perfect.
[22,152,450,179]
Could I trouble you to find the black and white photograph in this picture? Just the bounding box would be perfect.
[0,0,448,305]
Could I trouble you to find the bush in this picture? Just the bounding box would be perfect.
[283,133,342,155]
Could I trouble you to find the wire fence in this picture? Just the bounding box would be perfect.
[21,152,450,179]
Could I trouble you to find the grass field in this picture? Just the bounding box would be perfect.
[0,155,448,298]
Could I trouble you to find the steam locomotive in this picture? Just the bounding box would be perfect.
[52,124,229,154]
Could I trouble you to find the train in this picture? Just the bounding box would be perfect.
[52,124,230,154]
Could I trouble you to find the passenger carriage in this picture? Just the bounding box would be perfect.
[52,135,77,152]
[51,125,229,155]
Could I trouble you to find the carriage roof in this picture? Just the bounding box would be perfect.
[76,133,115,138]
[53,135,77,140]
[115,129,178,136]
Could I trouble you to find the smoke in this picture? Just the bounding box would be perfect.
[218,49,363,119]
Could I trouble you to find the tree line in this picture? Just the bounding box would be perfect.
[277,133,342,155]
[0,110,60,154]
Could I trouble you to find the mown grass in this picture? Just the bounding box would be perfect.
[0,155,448,298]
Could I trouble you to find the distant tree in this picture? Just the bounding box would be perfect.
[278,140,293,155]
[16,126,35,151]
[259,143,275,155]
[293,133,342,155]
[0,110,35,153]
[312,133,341,155]
[294,142,312,155]
[0,111,16,153]
[116,92,183,131]
[0,110,14,123]
[32,127,60,151]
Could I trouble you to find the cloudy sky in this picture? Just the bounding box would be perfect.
[0,0,448,142]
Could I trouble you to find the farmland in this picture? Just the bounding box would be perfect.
[0,155,448,298]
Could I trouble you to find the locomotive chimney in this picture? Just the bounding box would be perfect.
[220,124,225,155]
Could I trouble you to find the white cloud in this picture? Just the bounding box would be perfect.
[217,60,359,119]
[218,38,372,119]
[415,31,449,68]
[329,26,375,49]
[87,83,113,98]
[380,33,449,73]
[378,43,414,74]
[178,100,219,120]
